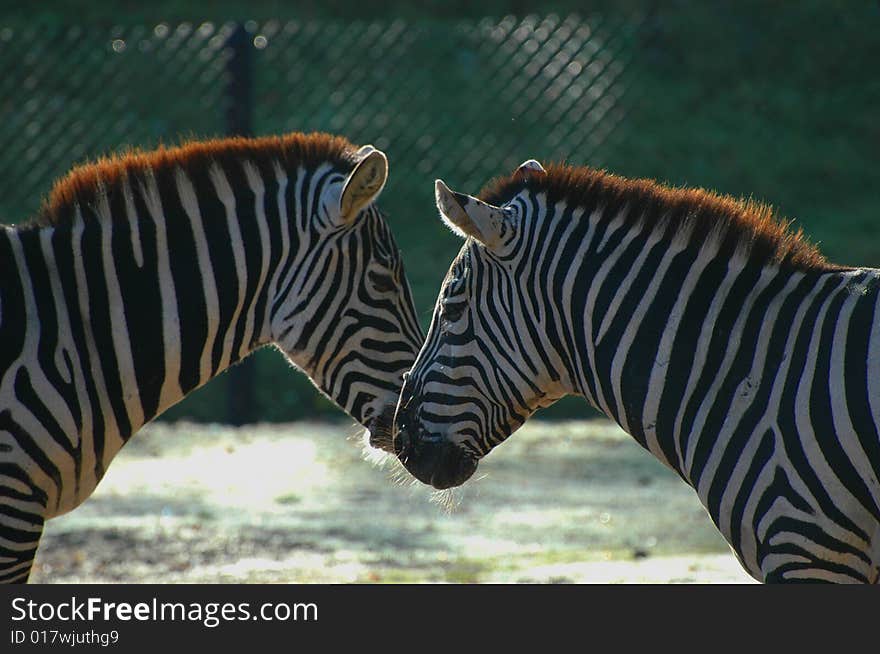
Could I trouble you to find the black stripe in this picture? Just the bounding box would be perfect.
[620,244,697,454]
[808,275,880,519]
[589,225,652,422]
[776,275,869,542]
[699,273,811,533]
[0,463,48,505]
[0,410,60,510]
[654,256,727,468]
[763,516,872,575]
[0,232,27,383]
[568,213,630,406]
[593,228,665,429]
[118,182,165,422]
[679,262,762,473]
[251,160,283,349]
[727,428,775,556]
[0,502,44,525]
[222,160,263,359]
[537,203,581,387]
[51,222,107,479]
[843,276,880,494]
[473,255,540,386]
[700,268,789,511]
[105,180,142,431]
[270,168,312,320]
[17,230,80,436]
[13,368,75,462]
[80,203,131,446]
[187,164,240,376]
[0,554,39,583]
[156,166,208,396]
[297,239,348,362]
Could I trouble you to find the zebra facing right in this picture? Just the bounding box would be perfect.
[0,132,423,583]
[394,160,880,583]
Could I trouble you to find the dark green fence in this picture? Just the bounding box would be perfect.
[0,14,645,422]
[3,6,875,423]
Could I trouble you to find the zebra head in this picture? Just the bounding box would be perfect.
[271,145,423,452]
[395,160,570,489]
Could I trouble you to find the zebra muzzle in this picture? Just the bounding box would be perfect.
[393,413,478,490]
[366,404,397,453]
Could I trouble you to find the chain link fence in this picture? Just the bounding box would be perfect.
[0,14,648,422]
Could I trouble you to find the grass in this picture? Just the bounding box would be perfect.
[31,418,754,583]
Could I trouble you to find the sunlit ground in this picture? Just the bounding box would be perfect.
[31,419,755,583]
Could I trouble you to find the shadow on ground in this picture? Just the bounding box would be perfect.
[31,419,755,583]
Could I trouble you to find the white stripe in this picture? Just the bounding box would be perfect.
[95,188,145,433]
[208,162,247,371]
[582,209,639,418]
[265,161,290,324]
[121,175,144,268]
[39,230,74,387]
[684,264,777,479]
[241,160,272,354]
[640,236,723,465]
[293,165,307,234]
[270,165,309,317]
[138,171,183,410]
[70,207,119,503]
[596,225,666,344]
[672,262,745,468]
[175,167,220,385]
[38,229,88,456]
[828,271,880,508]
[709,271,801,532]
[608,227,688,435]
[305,163,326,230]
[750,275,834,536]
[868,273,880,442]
[792,274,871,546]
[557,206,593,400]
[6,231,78,514]
[735,455,779,580]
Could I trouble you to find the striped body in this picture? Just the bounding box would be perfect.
[0,134,422,582]
[395,164,880,583]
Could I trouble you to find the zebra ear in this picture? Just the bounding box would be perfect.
[339,149,388,221]
[435,179,508,249]
[516,159,545,175]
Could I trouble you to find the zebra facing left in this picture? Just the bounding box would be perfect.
[0,132,423,583]
[394,160,880,583]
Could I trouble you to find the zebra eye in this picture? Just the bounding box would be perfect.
[441,300,466,323]
[368,270,397,294]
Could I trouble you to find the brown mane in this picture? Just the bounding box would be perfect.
[26,132,359,228]
[479,163,841,272]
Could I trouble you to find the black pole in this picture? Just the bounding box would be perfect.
[226,23,253,139]
[225,23,256,426]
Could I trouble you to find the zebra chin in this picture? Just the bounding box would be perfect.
[392,425,479,490]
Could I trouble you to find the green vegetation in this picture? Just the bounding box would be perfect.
[1,1,877,423]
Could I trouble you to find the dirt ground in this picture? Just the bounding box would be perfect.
[30,418,756,584]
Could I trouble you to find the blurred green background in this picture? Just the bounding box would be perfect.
[1,1,877,424]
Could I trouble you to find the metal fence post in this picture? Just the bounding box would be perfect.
[225,22,256,426]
